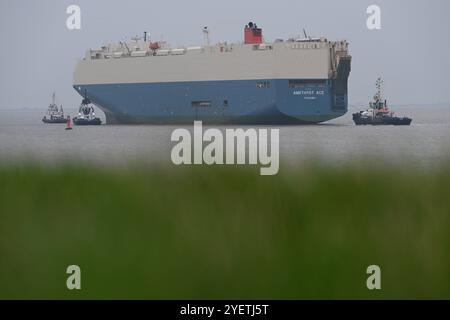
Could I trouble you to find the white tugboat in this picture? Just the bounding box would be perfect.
[353,78,412,126]
[42,92,68,124]
[73,91,102,126]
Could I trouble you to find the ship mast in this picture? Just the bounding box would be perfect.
[374,77,383,103]
[372,77,387,109]
[203,26,210,46]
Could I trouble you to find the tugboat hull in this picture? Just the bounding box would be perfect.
[73,118,102,126]
[42,117,68,124]
[353,113,412,126]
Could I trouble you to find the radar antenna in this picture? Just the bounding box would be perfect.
[131,35,141,42]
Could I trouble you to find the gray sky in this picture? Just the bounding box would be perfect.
[1,0,449,109]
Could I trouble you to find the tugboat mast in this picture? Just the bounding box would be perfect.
[374,77,384,103]
[371,77,386,109]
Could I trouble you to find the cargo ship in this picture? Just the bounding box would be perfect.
[73,22,351,124]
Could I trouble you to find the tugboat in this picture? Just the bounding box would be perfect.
[73,91,102,126]
[42,92,68,124]
[353,78,412,126]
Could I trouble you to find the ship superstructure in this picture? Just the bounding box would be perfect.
[73,22,351,124]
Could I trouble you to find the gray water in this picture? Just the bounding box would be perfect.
[0,105,449,168]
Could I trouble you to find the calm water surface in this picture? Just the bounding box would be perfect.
[1,105,449,168]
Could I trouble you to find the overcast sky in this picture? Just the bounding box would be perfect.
[0,0,449,109]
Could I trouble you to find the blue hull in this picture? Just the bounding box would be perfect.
[73,78,348,124]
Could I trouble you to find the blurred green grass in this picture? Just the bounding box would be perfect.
[0,163,449,299]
